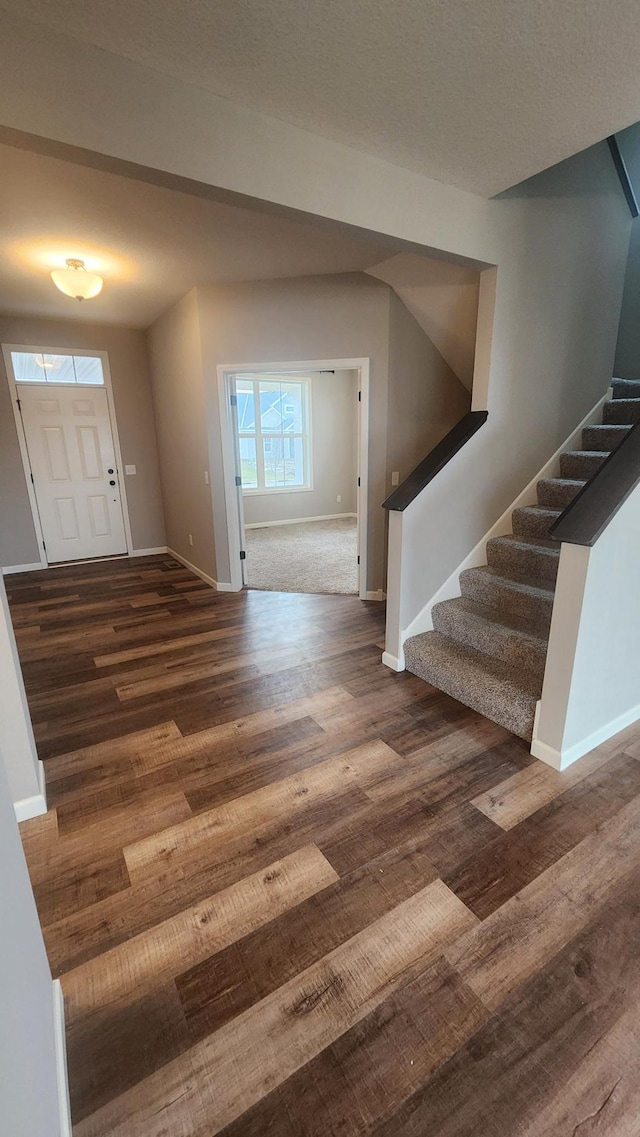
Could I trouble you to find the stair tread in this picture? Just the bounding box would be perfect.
[434,597,549,649]
[562,449,609,459]
[582,425,630,452]
[603,399,640,423]
[612,377,640,399]
[406,631,541,694]
[404,632,540,740]
[487,534,559,554]
[513,505,561,520]
[462,564,555,597]
[513,507,563,523]
[538,477,586,487]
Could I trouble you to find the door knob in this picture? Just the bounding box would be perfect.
[107,467,114,474]
[109,479,116,486]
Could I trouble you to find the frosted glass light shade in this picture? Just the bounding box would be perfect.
[51,259,103,300]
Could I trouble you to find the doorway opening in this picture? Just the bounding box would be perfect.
[2,345,133,566]
[218,358,370,598]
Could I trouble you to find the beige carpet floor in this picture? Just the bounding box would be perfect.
[244,517,358,594]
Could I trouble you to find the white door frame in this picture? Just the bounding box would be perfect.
[2,343,135,567]
[217,357,370,599]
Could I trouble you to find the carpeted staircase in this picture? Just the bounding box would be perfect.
[404,378,640,740]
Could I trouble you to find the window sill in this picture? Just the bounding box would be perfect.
[242,486,314,497]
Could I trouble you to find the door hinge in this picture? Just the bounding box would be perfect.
[235,475,242,486]
[240,550,246,560]
[357,555,360,565]
[230,394,238,407]
[42,541,46,552]
[16,397,21,411]
[358,391,361,402]
[357,477,361,487]
[30,472,34,484]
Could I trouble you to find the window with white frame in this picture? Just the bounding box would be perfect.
[236,376,312,492]
[9,350,105,385]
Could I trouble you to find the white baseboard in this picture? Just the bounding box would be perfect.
[215,581,237,592]
[166,547,220,590]
[14,760,47,823]
[244,513,356,530]
[382,650,405,672]
[529,736,563,771]
[531,701,640,771]
[130,546,168,557]
[364,590,386,602]
[400,389,613,646]
[53,980,72,1137]
[2,562,45,574]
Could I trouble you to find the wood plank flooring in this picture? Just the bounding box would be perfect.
[9,553,640,1136]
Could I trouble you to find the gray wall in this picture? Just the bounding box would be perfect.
[0,576,61,1135]
[146,289,217,575]
[243,369,358,527]
[0,314,166,567]
[386,292,470,484]
[394,142,632,640]
[366,254,481,390]
[613,121,640,376]
[0,574,41,805]
[614,220,640,376]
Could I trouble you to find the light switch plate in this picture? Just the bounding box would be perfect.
[391,471,400,486]
[125,464,136,476]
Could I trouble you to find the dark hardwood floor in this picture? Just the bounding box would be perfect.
[9,554,640,1136]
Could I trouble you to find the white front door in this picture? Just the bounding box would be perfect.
[19,384,128,563]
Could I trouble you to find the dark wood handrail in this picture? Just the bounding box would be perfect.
[382,410,488,512]
[550,417,640,546]
[607,136,639,219]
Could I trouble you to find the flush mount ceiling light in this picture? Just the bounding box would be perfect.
[51,258,103,301]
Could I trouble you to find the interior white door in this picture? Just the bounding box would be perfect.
[18,384,128,562]
[230,377,248,586]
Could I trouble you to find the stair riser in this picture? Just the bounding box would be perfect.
[460,571,553,634]
[582,425,630,451]
[612,378,640,400]
[404,645,535,741]
[432,605,547,682]
[559,452,607,479]
[603,400,640,425]
[486,541,558,583]
[537,479,584,508]
[511,509,559,538]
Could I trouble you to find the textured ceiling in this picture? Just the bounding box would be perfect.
[0,143,388,327]
[2,0,640,194]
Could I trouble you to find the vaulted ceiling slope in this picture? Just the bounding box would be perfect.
[2,0,640,195]
[0,143,389,327]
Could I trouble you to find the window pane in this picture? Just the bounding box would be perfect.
[259,381,285,432]
[236,381,256,431]
[45,355,78,383]
[239,436,258,488]
[263,436,304,487]
[280,381,304,432]
[73,356,104,385]
[11,351,74,383]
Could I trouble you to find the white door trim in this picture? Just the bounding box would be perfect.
[216,357,370,599]
[2,343,135,565]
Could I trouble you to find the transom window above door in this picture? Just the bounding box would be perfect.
[8,350,105,386]
[236,375,312,492]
